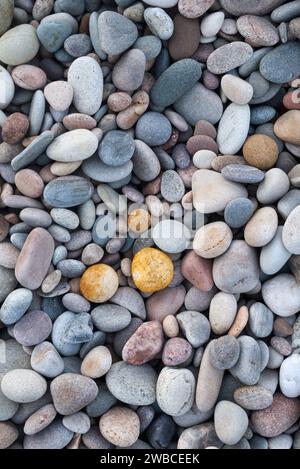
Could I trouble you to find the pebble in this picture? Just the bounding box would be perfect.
[131,247,174,293]
[68,57,103,116]
[178,0,215,18]
[1,369,47,404]
[44,81,73,112]
[47,129,98,163]
[221,75,253,105]
[43,176,93,208]
[174,83,223,126]
[91,305,131,333]
[80,264,119,303]
[177,422,221,449]
[99,130,135,167]
[12,65,47,92]
[30,341,64,378]
[0,25,39,66]
[0,0,13,36]
[169,14,200,61]
[131,140,160,182]
[230,336,261,385]
[62,412,90,434]
[14,169,44,199]
[251,393,300,437]
[111,287,146,320]
[217,103,250,155]
[282,206,300,254]
[257,168,290,204]
[181,250,214,291]
[13,310,52,347]
[222,164,264,184]
[81,346,112,379]
[192,169,247,214]
[100,407,140,448]
[0,422,19,449]
[156,367,195,416]
[243,134,279,169]
[209,292,237,335]
[37,13,76,53]
[224,198,254,228]
[244,207,278,248]
[105,361,157,405]
[209,336,240,370]
[11,130,54,172]
[193,149,216,169]
[280,354,300,398]
[122,321,163,365]
[262,273,300,317]
[2,113,29,144]
[15,227,54,290]
[249,302,274,338]
[0,65,15,110]
[162,338,192,366]
[177,310,211,348]
[207,42,253,75]
[146,285,185,321]
[23,419,73,449]
[0,242,20,269]
[237,15,279,47]
[260,42,300,84]
[50,373,98,416]
[0,389,18,422]
[144,8,174,40]
[234,385,273,410]
[24,404,57,436]
[196,341,224,412]
[214,401,249,445]
[136,112,172,146]
[98,11,138,55]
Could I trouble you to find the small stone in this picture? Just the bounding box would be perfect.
[47,129,98,163]
[260,42,300,84]
[217,103,250,155]
[146,285,185,321]
[251,393,300,437]
[64,33,92,57]
[237,15,279,47]
[280,354,300,398]
[0,422,18,449]
[0,25,39,66]
[228,306,249,338]
[243,134,279,169]
[24,404,57,435]
[196,341,224,412]
[209,292,237,335]
[111,286,146,320]
[99,130,135,167]
[1,369,47,404]
[244,207,278,248]
[0,65,15,110]
[193,221,233,258]
[181,250,214,291]
[162,338,192,366]
[12,65,47,91]
[50,373,98,416]
[207,42,253,75]
[81,346,112,379]
[23,419,73,449]
[62,412,90,434]
[262,273,300,317]
[214,401,249,445]
[14,169,44,199]
[112,49,146,93]
[106,361,157,405]
[0,242,19,269]
[221,75,253,105]
[13,310,52,347]
[153,220,191,254]
[224,198,254,228]
[178,0,215,18]
[209,336,240,370]
[1,113,29,144]
[168,14,200,61]
[144,8,174,40]
[91,304,131,333]
[131,247,174,293]
[156,367,195,417]
[31,341,64,378]
[230,336,261,385]
[100,407,140,448]
[177,310,211,348]
[44,81,73,112]
[136,112,172,146]
[122,321,163,365]
[98,11,138,55]
[80,264,119,303]
[234,385,273,410]
[283,206,300,254]
[132,140,160,182]
[222,164,264,184]
[43,176,93,208]
[0,0,13,36]
[249,302,274,338]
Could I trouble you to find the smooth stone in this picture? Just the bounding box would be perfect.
[209,336,240,370]
[134,35,162,60]
[178,0,215,18]
[209,292,237,335]
[131,141,160,182]
[64,33,92,57]
[62,293,90,314]
[249,302,274,338]
[181,250,214,291]
[13,310,52,347]
[106,361,157,406]
[153,219,191,254]
[193,169,247,214]
[251,393,300,437]
[86,382,117,418]
[146,285,185,322]
[283,206,300,254]
[0,25,39,66]
[0,65,15,110]
[230,336,261,385]
[220,0,285,16]
[100,407,140,448]
[251,105,276,125]
[221,75,253,105]
[111,287,146,320]
[68,57,103,116]
[56,0,85,15]
[214,401,248,445]
[0,389,18,422]
[112,49,145,93]
[201,11,225,37]
[0,0,13,36]
[20,208,52,228]
[91,305,131,333]
[0,242,20,269]
[51,312,81,356]
[15,227,54,290]
[11,131,54,172]
[244,207,278,248]
[23,403,57,436]
[44,176,93,208]
[274,110,300,146]
[81,346,112,379]
[174,83,223,126]
[269,434,293,450]
[156,367,195,417]
[62,412,90,434]
[260,42,300,84]
[122,321,163,365]
[196,341,224,412]
[174,404,213,428]
[272,1,300,22]
[14,169,44,199]
[144,0,178,6]
[23,419,73,449]
[37,13,76,53]
[98,11,138,55]
[47,130,98,163]
[50,209,79,230]
[237,15,279,47]
[12,65,47,92]
[31,342,64,378]
[0,339,31,376]
[222,164,264,184]
[177,311,210,348]
[0,422,18,449]
[249,71,270,99]
[243,134,279,170]
[177,422,222,450]
[193,150,216,169]
[168,14,200,61]
[224,198,254,228]
[260,226,291,275]
[258,369,279,394]
[217,103,250,155]
[207,42,253,75]
[257,168,290,204]
[162,338,192,366]
[99,130,135,167]
[136,112,172,146]
[146,414,175,449]
[280,354,300,398]
[234,385,273,411]
[83,155,133,183]
[262,273,300,317]
[144,8,174,40]
[1,369,47,404]
[151,59,202,108]
[50,373,98,416]
[160,170,185,203]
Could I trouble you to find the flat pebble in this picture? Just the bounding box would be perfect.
[244,207,278,248]
[230,336,261,386]
[224,198,254,228]
[98,11,138,55]
[44,176,93,208]
[99,130,135,167]
[1,369,47,404]
[14,310,52,347]
[260,42,300,84]
[0,25,39,66]
[23,419,73,449]
[217,103,250,155]
[214,401,249,445]
[262,273,300,317]
[100,407,140,448]
[177,310,211,348]
[234,385,273,410]
[31,342,64,378]
[221,75,253,105]
[207,42,253,75]
[156,367,195,417]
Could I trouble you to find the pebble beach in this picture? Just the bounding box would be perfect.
[0,0,300,451]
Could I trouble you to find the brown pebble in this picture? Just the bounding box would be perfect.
[274,110,300,146]
[0,422,19,449]
[211,155,246,172]
[0,215,9,241]
[12,65,47,90]
[243,134,279,170]
[24,404,57,436]
[283,91,300,111]
[122,321,164,365]
[186,135,218,155]
[15,169,45,198]
[0,242,20,268]
[228,306,249,337]
[107,92,132,112]
[99,407,140,448]
[63,114,97,130]
[181,250,214,292]
[2,113,29,144]
[273,318,293,337]
[270,336,292,356]
[168,14,200,61]
[146,285,186,322]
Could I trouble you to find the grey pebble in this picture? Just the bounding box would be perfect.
[91,304,131,333]
[86,383,117,418]
[221,164,265,184]
[30,341,64,378]
[99,130,135,167]
[62,412,91,434]
[43,176,94,208]
[11,131,54,171]
[50,208,79,230]
[132,140,161,182]
[98,11,138,55]
[48,224,71,243]
[29,90,45,136]
[177,311,211,348]
[24,419,73,449]
[260,42,300,84]
[20,208,52,228]
[135,112,172,146]
[209,336,240,370]
[82,155,133,183]
[80,331,106,359]
[250,106,276,125]
[134,35,161,60]
[113,318,143,357]
[230,336,261,385]
[0,265,18,303]
[224,197,255,228]
[64,313,93,344]
[0,288,32,325]
[160,170,185,203]
[52,312,81,356]
[64,34,92,57]
[62,293,90,313]
[66,230,92,251]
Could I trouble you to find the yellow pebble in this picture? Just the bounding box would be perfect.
[131,247,174,293]
[128,208,150,234]
[80,264,119,303]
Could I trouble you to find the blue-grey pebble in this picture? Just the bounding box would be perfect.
[132,140,161,181]
[23,419,73,449]
[154,47,170,79]
[11,131,54,171]
[91,304,131,333]
[271,1,300,22]
[56,0,85,16]
[29,90,45,136]
[89,12,106,60]
[239,47,272,77]
[63,312,93,344]
[137,405,155,433]
[249,302,274,338]
[52,312,81,356]
[277,190,300,219]
[92,215,116,246]
[172,143,191,169]
[50,208,79,230]
[147,415,176,450]
[42,296,64,321]
[99,130,135,167]
[43,176,93,208]
[48,224,71,243]
[57,260,86,278]
[52,245,68,266]
[151,59,202,108]
[250,83,281,105]
[230,336,261,385]
[20,208,52,228]
[135,112,172,146]
[62,293,90,314]
[63,356,82,374]
[65,230,92,251]
[0,288,32,325]
[37,15,74,53]
[260,41,300,84]
[82,155,133,183]
[78,200,96,231]
[86,383,117,418]
[250,105,276,125]
[221,164,265,184]
[154,148,175,170]
[0,265,17,303]
[161,170,185,203]
[134,35,162,60]
[98,11,138,55]
[248,71,270,99]
[64,33,92,58]
[224,198,255,228]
